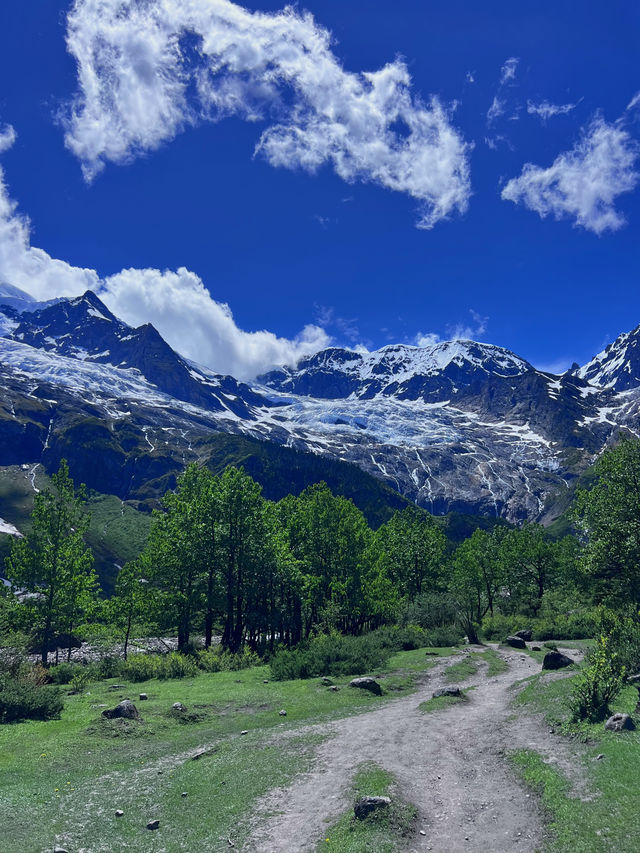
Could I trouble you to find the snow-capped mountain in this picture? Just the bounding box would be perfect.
[7,290,273,418]
[260,341,532,402]
[574,325,640,391]
[0,286,639,522]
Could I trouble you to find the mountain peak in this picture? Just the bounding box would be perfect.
[575,325,640,390]
[260,338,532,402]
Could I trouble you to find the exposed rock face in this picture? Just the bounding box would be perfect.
[354,796,391,820]
[4,291,640,525]
[349,677,382,695]
[542,651,574,670]
[504,636,527,649]
[605,713,635,732]
[432,687,462,698]
[102,700,140,720]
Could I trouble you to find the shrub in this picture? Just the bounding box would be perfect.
[570,634,625,723]
[0,673,63,723]
[119,654,159,682]
[197,647,260,673]
[48,662,77,685]
[69,670,92,694]
[270,632,391,681]
[157,652,199,680]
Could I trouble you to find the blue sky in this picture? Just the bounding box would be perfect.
[0,0,638,378]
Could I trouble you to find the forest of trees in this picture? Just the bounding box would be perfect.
[3,444,619,658]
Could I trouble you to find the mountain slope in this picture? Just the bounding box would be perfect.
[1,289,640,524]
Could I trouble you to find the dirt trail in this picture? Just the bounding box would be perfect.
[246,646,584,853]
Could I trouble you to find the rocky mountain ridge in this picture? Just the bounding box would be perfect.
[0,286,639,522]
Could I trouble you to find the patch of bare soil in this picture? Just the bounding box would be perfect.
[245,646,585,853]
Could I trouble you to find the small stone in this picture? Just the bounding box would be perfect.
[515,629,533,642]
[115,809,124,817]
[53,848,69,853]
[102,699,140,720]
[172,702,187,712]
[605,713,635,732]
[542,651,574,671]
[321,677,334,686]
[240,730,249,735]
[279,709,287,716]
[263,680,269,684]
[328,685,339,692]
[432,687,462,699]
[349,677,382,695]
[139,693,148,701]
[181,792,188,798]
[420,830,426,836]
[596,753,605,760]
[146,819,160,830]
[504,636,526,649]
[354,796,391,820]
[531,646,542,651]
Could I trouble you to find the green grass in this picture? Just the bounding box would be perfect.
[444,655,480,682]
[511,669,640,851]
[476,648,509,676]
[0,647,451,853]
[438,648,510,684]
[419,691,468,713]
[318,763,417,852]
[386,645,460,672]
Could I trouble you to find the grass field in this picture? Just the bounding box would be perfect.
[319,762,417,852]
[511,670,640,852]
[0,648,454,853]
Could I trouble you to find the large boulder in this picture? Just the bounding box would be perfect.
[605,713,635,732]
[432,687,462,699]
[515,629,533,642]
[504,636,526,649]
[354,796,391,820]
[102,700,140,720]
[349,677,382,695]
[542,651,574,671]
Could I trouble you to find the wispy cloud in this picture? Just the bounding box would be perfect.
[527,99,578,122]
[502,115,640,234]
[64,0,471,229]
[0,125,16,154]
[415,309,489,347]
[0,130,330,378]
[499,57,519,86]
[486,56,520,144]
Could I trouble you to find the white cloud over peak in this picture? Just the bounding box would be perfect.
[501,117,640,234]
[415,309,488,347]
[64,0,471,229]
[0,135,329,378]
[527,100,577,121]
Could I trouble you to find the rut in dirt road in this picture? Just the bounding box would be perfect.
[247,647,578,853]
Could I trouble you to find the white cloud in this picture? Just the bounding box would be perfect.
[501,117,640,234]
[64,0,471,229]
[99,268,330,379]
[486,96,505,126]
[0,137,329,378]
[486,57,519,132]
[499,57,519,86]
[627,91,640,112]
[415,309,488,347]
[0,125,16,154]
[527,100,577,121]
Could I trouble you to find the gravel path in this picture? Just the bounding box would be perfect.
[246,646,583,853]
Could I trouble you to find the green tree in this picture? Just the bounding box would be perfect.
[145,463,218,650]
[5,460,96,665]
[574,438,640,606]
[498,524,564,615]
[111,559,148,659]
